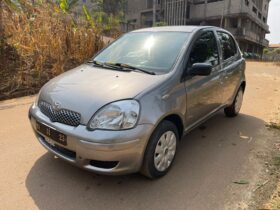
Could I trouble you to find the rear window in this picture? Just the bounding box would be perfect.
[217,32,237,60]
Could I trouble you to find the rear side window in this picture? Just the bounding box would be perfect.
[188,31,219,67]
[217,31,237,60]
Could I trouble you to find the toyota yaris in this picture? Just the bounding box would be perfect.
[29,26,246,179]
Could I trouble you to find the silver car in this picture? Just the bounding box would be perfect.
[29,26,246,179]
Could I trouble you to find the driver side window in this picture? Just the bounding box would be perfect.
[188,31,219,68]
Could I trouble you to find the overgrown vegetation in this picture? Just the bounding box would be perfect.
[272,156,280,166]
[0,0,124,100]
[263,47,280,62]
[267,107,280,130]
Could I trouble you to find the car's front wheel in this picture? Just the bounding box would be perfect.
[224,87,244,117]
[141,121,178,179]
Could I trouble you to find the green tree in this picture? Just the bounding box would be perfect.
[275,48,280,55]
[83,4,95,28]
[59,0,79,13]
[263,48,269,54]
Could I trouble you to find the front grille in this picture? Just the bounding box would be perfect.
[39,101,81,127]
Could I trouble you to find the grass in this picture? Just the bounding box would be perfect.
[262,107,280,209]
[263,186,280,210]
[262,156,280,210]
[266,107,280,130]
[267,123,280,130]
[272,156,280,166]
[0,1,104,100]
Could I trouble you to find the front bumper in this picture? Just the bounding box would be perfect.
[29,105,154,175]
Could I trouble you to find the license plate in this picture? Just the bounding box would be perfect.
[36,121,67,146]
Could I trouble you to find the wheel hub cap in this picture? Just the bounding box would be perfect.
[154,131,177,172]
[235,90,243,113]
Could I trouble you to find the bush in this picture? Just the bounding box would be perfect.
[263,48,269,54]
[153,22,168,27]
[275,48,280,55]
[0,1,104,100]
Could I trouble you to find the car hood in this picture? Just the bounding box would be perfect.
[39,64,167,124]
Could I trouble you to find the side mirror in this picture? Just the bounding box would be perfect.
[189,63,212,76]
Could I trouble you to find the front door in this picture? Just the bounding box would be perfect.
[183,30,223,127]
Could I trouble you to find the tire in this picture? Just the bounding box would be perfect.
[224,87,244,117]
[141,120,179,179]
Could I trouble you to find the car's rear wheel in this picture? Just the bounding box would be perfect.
[224,87,244,117]
[141,121,178,179]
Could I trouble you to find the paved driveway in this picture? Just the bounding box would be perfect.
[0,62,279,210]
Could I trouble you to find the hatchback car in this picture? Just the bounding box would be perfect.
[29,26,246,179]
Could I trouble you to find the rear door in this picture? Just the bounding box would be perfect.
[216,31,244,104]
[183,29,223,126]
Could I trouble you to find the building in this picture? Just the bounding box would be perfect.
[126,0,270,56]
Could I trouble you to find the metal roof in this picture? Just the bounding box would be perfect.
[269,44,280,48]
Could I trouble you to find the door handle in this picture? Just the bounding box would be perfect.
[162,94,170,100]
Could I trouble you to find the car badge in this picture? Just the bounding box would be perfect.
[52,101,61,111]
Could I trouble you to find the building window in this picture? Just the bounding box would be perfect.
[146,0,153,9]
[207,0,223,3]
[229,18,238,28]
[193,0,205,5]
[245,0,249,6]
[193,0,223,5]
[146,0,160,8]
[252,6,257,14]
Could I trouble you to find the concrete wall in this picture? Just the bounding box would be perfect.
[189,0,268,28]
[126,0,147,27]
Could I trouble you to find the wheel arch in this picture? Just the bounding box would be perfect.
[159,114,184,140]
[240,80,246,92]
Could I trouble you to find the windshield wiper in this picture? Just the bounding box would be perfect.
[105,62,156,75]
[88,60,102,66]
[89,61,156,75]
[88,60,120,70]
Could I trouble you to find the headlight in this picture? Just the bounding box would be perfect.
[88,100,140,130]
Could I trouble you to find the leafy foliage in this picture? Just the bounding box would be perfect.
[3,0,22,11]
[83,4,95,28]
[153,22,168,27]
[263,48,269,54]
[275,48,280,55]
[59,0,79,13]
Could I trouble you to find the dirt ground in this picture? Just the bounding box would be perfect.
[0,61,279,210]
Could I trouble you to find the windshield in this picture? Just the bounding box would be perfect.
[93,32,190,74]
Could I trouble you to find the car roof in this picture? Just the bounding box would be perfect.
[131,25,215,33]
